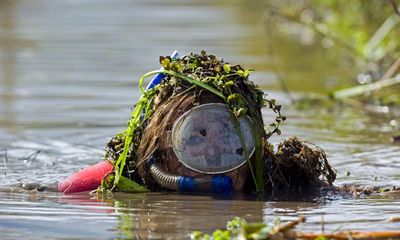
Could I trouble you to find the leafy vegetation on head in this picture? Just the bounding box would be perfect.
[101,51,286,193]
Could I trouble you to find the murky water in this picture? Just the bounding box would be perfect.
[0,0,399,239]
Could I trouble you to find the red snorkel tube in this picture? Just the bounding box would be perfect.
[59,51,179,194]
[58,160,113,193]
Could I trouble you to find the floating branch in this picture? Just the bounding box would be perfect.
[330,74,400,99]
[296,230,400,240]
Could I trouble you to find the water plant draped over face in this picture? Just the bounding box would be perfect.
[101,51,285,193]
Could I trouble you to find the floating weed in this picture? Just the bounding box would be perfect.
[192,216,400,240]
[191,216,303,240]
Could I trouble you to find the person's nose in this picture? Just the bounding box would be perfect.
[207,146,219,158]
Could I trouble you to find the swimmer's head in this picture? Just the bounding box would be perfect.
[105,51,284,193]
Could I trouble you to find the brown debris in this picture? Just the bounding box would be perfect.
[385,216,400,222]
[392,135,400,143]
[266,216,400,240]
[266,137,337,189]
[295,231,400,240]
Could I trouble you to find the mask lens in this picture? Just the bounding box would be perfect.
[171,103,255,174]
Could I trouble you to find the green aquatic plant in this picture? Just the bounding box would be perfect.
[191,216,305,240]
[265,0,400,66]
[102,51,285,193]
[264,0,400,109]
[191,216,400,240]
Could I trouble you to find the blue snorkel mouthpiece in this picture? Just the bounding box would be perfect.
[148,156,233,194]
[177,175,233,193]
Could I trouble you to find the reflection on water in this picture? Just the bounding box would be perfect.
[0,0,35,135]
[0,0,17,133]
[0,191,399,239]
[0,0,399,239]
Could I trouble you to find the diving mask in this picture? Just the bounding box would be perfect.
[171,103,255,174]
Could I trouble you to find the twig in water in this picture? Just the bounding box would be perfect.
[23,150,41,162]
[296,230,400,239]
[270,215,305,235]
[321,214,325,234]
[380,57,400,81]
[4,149,8,169]
[392,135,400,143]
[330,74,400,99]
[340,97,391,115]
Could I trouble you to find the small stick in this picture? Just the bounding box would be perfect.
[321,215,325,234]
[330,74,400,99]
[270,216,305,235]
[1,149,8,169]
[296,230,400,240]
[4,149,8,168]
[390,0,400,16]
[380,57,400,81]
[340,97,390,115]
[24,150,41,162]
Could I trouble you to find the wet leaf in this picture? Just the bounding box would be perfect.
[224,80,234,88]
[116,175,149,193]
[227,93,239,102]
[223,64,231,73]
[190,231,203,240]
[160,56,171,69]
[212,230,230,240]
[243,69,253,77]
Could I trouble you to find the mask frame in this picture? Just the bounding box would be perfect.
[171,103,255,174]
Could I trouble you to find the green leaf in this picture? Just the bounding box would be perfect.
[116,175,149,193]
[227,217,247,235]
[141,69,226,100]
[243,70,253,77]
[212,229,231,240]
[159,56,171,69]
[227,93,239,102]
[243,223,267,236]
[224,81,234,88]
[190,231,203,240]
[223,64,231,73]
